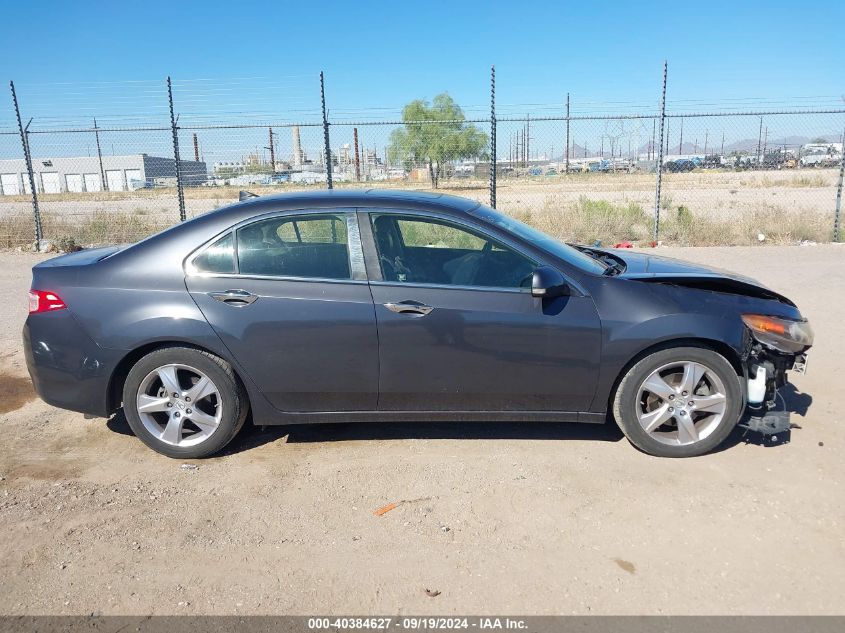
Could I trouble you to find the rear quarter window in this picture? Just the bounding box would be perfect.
[192,233,235,273]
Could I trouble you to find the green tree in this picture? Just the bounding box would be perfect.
[388,93,487,188]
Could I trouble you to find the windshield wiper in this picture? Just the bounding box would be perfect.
[572,244,623,275]
[602,260,623,276]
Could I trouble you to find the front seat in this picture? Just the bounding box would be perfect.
[443,252,483,286]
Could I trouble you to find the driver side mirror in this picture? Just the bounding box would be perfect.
[531,266,570,298]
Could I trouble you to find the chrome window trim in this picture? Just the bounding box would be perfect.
[368,280,531,294]
[345,212,367,281]
[182,271,370,286]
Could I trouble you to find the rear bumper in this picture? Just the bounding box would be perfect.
[23,311,122,417]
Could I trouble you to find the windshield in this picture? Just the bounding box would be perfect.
[468,205,608,274]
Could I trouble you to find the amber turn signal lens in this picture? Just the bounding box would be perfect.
[742,314,787,335]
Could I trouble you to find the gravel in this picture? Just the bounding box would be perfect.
[0,245,843,615]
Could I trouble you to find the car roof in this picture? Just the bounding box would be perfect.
[108,189,487,272]
[212,188,483,219]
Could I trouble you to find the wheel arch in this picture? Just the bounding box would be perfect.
[106,341,250,414]
[605,336,745,416]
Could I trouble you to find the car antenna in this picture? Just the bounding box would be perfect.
[239,190,259,201]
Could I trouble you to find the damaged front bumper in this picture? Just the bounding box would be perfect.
[739,328,811,436]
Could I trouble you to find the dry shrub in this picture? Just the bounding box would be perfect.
[0,210,169,248]
[0,193,836,250]
[509,196,651,246]
[501,197,833,247]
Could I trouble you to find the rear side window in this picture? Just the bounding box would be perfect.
[237,214,351,279]
[192,233,235,273]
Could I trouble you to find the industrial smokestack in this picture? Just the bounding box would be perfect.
[292,126,303,167]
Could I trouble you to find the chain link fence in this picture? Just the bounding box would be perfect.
[1,69,843,249]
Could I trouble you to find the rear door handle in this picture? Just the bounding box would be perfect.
[209,289,258,306]
[384,300,433,316]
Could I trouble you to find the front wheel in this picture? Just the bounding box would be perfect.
[612,346,743,458]
[122,346,249,458]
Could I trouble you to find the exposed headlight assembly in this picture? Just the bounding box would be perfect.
[742,314,814,354]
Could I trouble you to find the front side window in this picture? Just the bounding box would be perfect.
[237,214,350,279]
[371,214,535,289]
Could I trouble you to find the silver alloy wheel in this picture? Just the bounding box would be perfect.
[635,360,728,446]
[135,363,222,447]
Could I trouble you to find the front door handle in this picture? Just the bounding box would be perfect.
[209,289,258,307]
[384,300,433,316]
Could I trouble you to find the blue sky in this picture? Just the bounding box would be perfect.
[1,0,842,119]
[1,1,841,163]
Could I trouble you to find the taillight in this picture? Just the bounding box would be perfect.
[28,290,67,314]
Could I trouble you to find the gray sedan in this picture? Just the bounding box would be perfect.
[23,190,813,458]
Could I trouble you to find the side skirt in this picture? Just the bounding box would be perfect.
[251,410,607,426]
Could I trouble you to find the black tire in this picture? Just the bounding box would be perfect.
[612,346,743,458]
[122,346,249,458]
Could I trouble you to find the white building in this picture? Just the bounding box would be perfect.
[0,154,207,195]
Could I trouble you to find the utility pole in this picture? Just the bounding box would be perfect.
[525,114,530,165]
[678,117,684,155]
[756,116,763,164]
[704,130,708,156]
[651,118,656,161]
[762,126,768,161]
[194,133,200,163]
[93,117,106,191]
[565,92,570,174]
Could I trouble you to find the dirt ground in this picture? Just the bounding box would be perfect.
[0,244,843,616]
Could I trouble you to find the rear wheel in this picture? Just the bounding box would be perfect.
[613,346,743,457]
[122,346,248,458]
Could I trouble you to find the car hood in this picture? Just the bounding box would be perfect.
[607,249,795,306]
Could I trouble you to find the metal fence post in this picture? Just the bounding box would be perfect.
[565,93,570,175]
[167,77,186,222]
[320,71,333,189]
[652,61,668,243]
[10,81,42,247]
[489,65,496,209]
[834,125,845,242]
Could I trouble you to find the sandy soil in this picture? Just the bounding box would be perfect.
[0,245,843,615]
